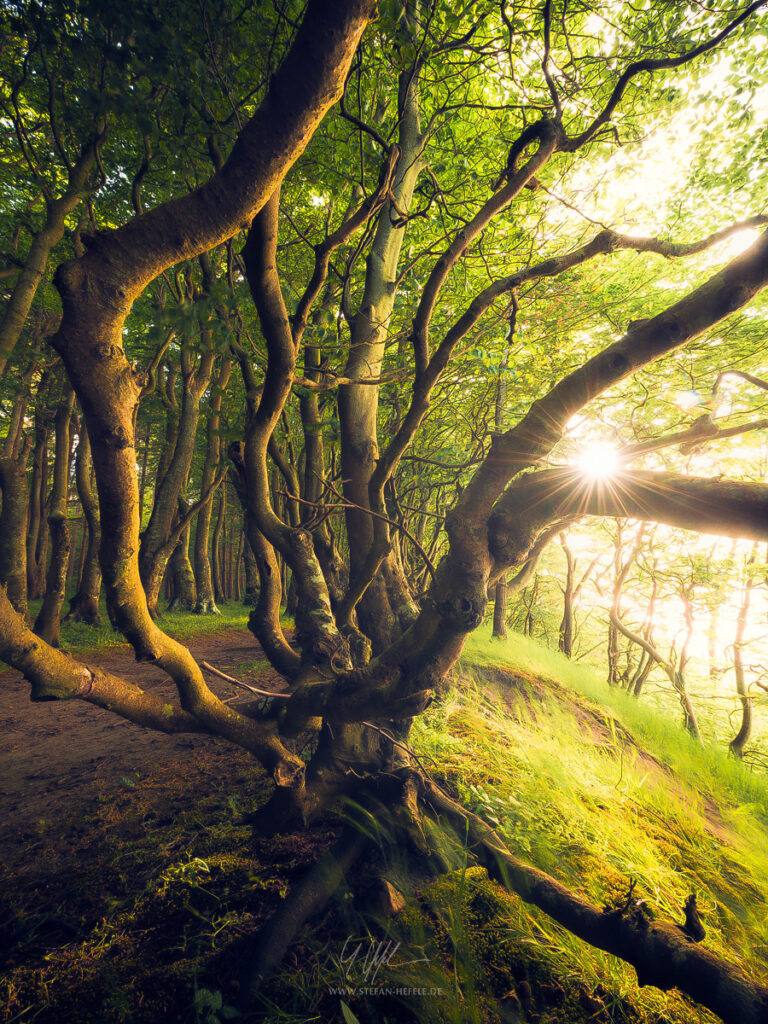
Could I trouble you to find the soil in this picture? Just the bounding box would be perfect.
[0,626,347,1022]
[0,628,281,875]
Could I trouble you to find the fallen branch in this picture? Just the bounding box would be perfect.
[201,660,290,699]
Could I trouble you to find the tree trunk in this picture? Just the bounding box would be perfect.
[492,579,508,639]
[26,404,49,600]
[195,357,231,613]
[337,68,424,653]
[242,535,259,606]
[212,484,226,604]
[729,547,756,758]
[66,421,102,623]
[168,515,197,612]
[34,389,75,646]
[234,527,244,602]
[558,535,576,657]
[140,347,214,616]
[0,454,30,618]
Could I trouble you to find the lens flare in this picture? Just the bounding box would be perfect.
[676,390,701,410]
[575,442,620,481]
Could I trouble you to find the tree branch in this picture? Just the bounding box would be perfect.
[563,1,767,151]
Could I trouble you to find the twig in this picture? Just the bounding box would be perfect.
[362,720,438,774]
[201,661,290,699]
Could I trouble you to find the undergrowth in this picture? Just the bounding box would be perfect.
[2,621,767,1024]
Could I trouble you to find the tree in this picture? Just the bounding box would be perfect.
[2,1,768,1021]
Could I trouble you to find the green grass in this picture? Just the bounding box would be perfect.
[394,623,768,1021]
[463,625,768,814]
[25,596,252,655]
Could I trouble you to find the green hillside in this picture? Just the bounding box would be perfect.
[389,626,768,1024]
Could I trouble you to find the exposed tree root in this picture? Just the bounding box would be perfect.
[240,827,368,1009]
[421,775,768,1024]
[236,763,768,1024]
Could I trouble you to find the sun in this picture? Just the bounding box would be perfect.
[574,442,620,481]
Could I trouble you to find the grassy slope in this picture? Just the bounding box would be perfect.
[400,625,768,1024]
[2,620,767,1024]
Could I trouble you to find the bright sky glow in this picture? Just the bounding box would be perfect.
[547,46,768,245]
[575,442,620,481]
[675,390,702,410]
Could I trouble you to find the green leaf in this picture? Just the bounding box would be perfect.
[340,1000,362,1024]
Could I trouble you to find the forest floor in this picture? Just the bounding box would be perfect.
[0,626,280,873]
[2,618,768,1024]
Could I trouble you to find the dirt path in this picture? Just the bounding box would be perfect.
[0,629,279,872]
